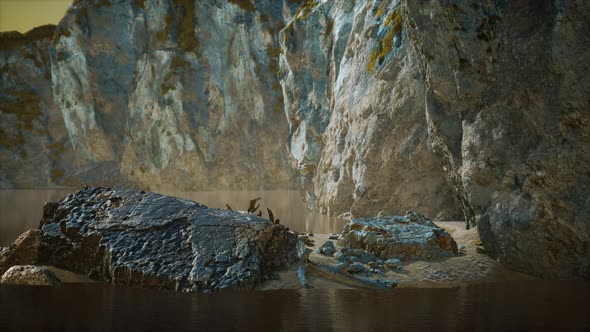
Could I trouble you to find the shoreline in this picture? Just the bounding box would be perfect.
[29,222,536,291]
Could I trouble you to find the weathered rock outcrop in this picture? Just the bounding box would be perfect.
[337,212,458,261]
[50,0,301,190]
[279,0,462,219]
[404,1,590,278]
[0,265,62,286]
[0,25,74,188]
[0,187,301,292]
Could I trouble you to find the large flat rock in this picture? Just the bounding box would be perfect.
[0,187,302,292]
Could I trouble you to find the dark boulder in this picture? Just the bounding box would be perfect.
[0,187,302,292]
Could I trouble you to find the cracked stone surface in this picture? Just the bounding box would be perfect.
[0,187,301,292]
[338,212,458,261]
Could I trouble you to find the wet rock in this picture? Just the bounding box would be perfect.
[328,234,340,240]
[317,241,335,257]
[1,265,62,286]
[0,187,301,292]
[338,212,458,261]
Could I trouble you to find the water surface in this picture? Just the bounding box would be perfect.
[0,281,588,331]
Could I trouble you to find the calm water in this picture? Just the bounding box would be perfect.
[0,189,342,247]
[0,281,588,331]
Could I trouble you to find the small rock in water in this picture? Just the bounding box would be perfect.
[328,234,340,240]
[458,244,466,250]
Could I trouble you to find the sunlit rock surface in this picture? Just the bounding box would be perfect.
[0,187,301,292]
[338,212,458,261]
[279,0,462,219]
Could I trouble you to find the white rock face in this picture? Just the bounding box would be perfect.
[51,0,298,190]
[279,0,461,219]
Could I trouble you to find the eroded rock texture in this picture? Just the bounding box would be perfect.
[50,0,300,190]
[0,25,74,188]
[404,1,590,278]
[279,0,461,219]
[0,187,301,292]
[338,212,458,261]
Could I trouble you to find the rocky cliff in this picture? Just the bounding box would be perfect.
[404,0,590,278]
[1,0,588,278]
[279,0,461,219]
[50,0,299,190]
[0,25,74,188]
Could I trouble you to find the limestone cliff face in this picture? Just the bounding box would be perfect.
[0,25,74,188]
[404,0,590,278]
[279,0,461,219]
[51,0,298,190]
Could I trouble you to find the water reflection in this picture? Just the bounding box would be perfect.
[0,281,588,331]
[0,189,344,246]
